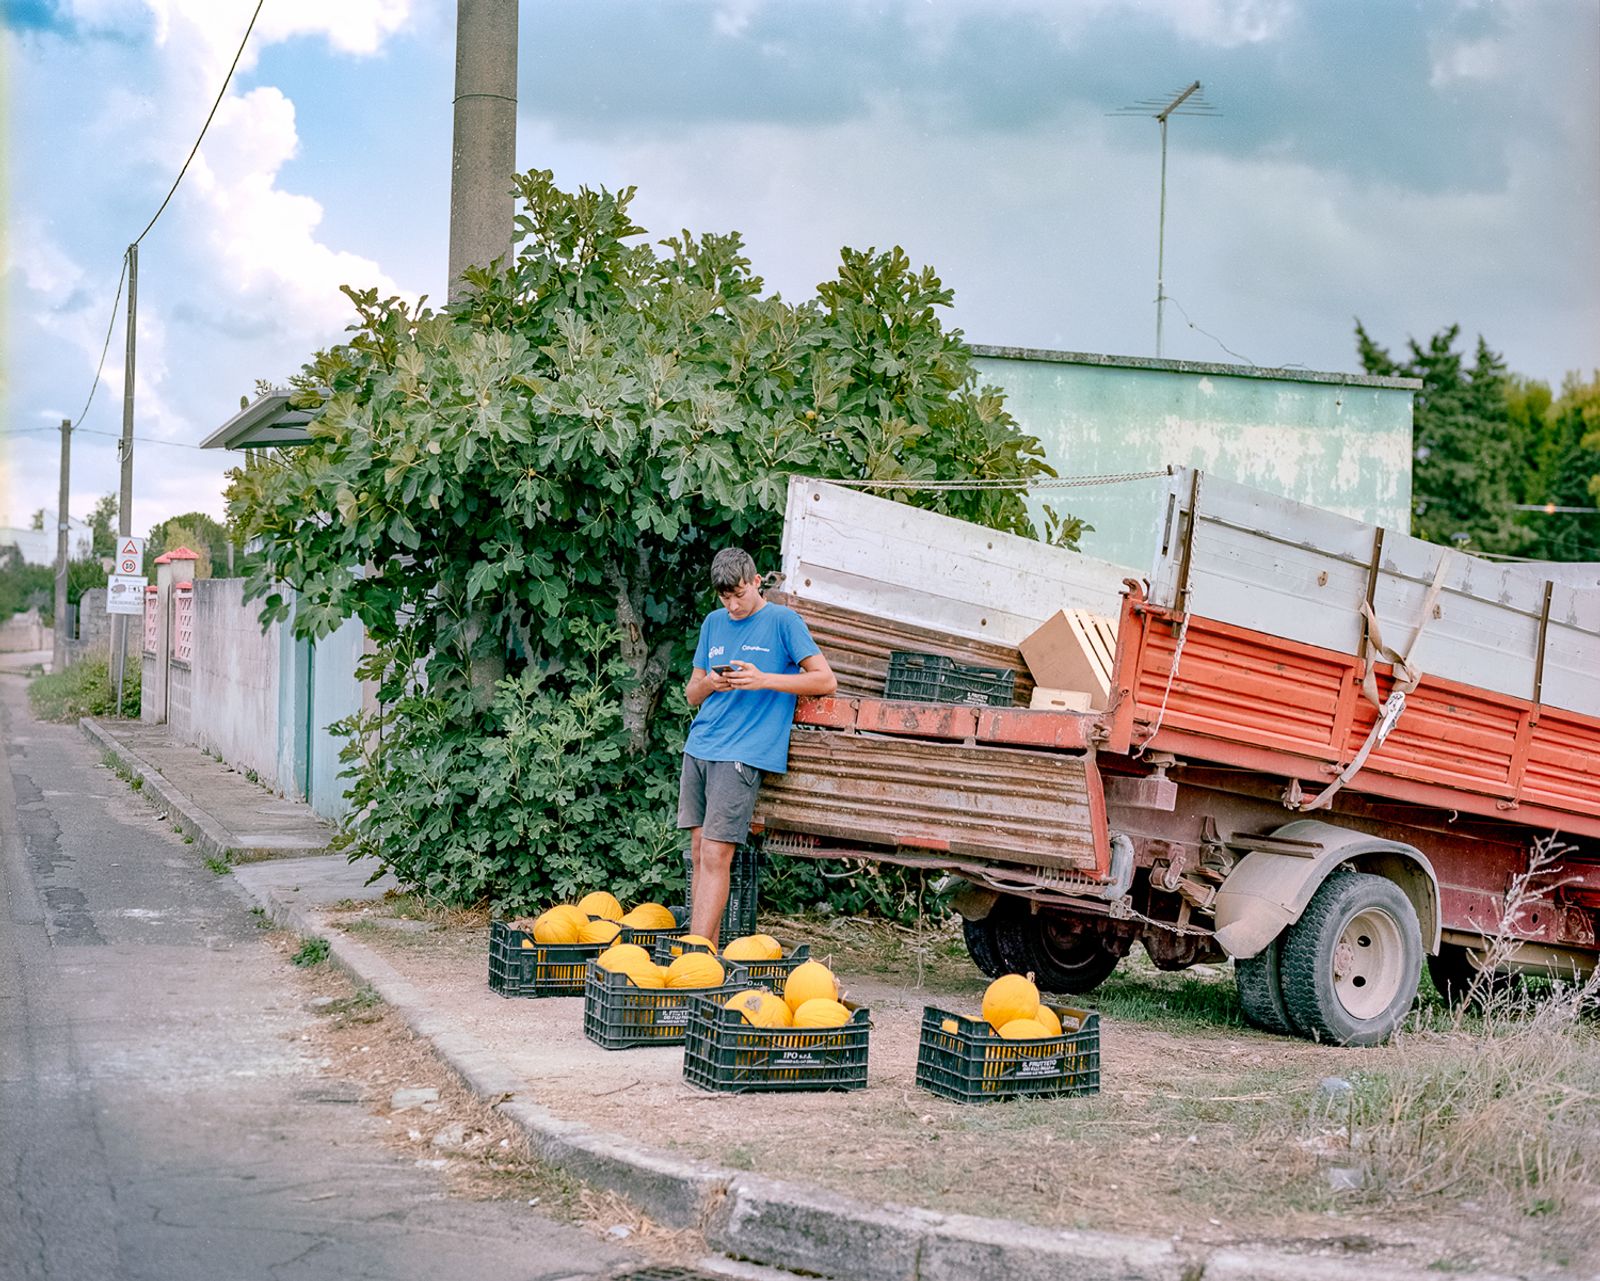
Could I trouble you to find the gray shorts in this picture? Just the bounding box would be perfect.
[677,754,764,844]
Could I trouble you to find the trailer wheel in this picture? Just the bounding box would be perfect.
[994,913,1122,994]
[1280,871,1422,1046]
[1234,935,1296,1036]
[960,908,1011,979]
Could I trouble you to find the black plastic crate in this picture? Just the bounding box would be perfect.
[682,842,762,940]
[582,960,754,1050]
[616,904,690,952]
[884,651,1016,707]
[683,992,871,1093]
[487,920,604,997]
[652,939,811,987]
[915,1004,1100,1104]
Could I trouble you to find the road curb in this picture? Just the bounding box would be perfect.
[79,718,330,862]
[233,869,1520,1281]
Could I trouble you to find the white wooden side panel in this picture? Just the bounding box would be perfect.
[1149,468,1600,719]
[781,479,1132,644]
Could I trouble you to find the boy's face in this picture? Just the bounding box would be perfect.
[717,575,763,620]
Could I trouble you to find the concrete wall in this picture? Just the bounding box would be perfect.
[970,347,1418,573]
[178,579,284,789]
[0,609,49,652]
[67,589,111,666]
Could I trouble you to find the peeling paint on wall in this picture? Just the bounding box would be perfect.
[971,350,1415,572]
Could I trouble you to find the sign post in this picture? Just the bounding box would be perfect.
[108,537,146,715]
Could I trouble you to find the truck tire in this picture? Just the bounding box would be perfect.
[1280,871,1422,1046]
[1234,935,1296,1036]
[961,908,1011,979]
[994,913,1122,994]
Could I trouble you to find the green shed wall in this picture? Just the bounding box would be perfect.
[970,349,1416,573]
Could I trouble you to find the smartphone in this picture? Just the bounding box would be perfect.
[713,663,737,676]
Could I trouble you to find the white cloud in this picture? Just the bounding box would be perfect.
[1430,35,1503,87]
[712,0,760,40]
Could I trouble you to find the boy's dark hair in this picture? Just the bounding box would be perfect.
[711,547,758,593]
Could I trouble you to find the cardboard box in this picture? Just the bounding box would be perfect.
[1030,687,1094,713]
[1019,610,1117,711]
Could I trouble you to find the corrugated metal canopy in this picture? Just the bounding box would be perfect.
[200,391,314,450]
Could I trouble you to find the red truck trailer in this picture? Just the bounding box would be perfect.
[755,472,1600,1045]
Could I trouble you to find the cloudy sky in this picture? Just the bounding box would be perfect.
[3,0,1597,535]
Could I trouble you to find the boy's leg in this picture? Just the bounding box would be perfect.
[690,836,736,947]
[689,760,762,948]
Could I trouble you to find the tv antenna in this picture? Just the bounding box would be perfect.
[1112,81,1220,357]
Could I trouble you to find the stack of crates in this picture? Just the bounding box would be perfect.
[682,841,763,940]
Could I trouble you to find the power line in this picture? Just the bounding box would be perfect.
[133,0,267,248]
[4,425,212,451]
[59,0,267,441]
[71,258,129,430]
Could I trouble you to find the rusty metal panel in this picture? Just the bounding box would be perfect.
[1521,713,1600,818]
[1127,599,1600,835]
[773,592,1032,705]
[1354,683,1520,795]
[1135,615,1348,760]
[757,731,1098,870]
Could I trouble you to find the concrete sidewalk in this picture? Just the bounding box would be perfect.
[81,718,1516,1281]
[83,717,334,863]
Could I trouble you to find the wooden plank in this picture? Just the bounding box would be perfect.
[781,478,1131,645]
[757,732,1098,869]
[1149,468,1600,722]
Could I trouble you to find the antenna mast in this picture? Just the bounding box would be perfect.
[1113,81,1219,357]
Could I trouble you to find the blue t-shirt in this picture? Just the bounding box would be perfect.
[685,602,821,774]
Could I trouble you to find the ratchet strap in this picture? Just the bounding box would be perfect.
[1299,549,1456,812]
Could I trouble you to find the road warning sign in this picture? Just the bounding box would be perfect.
[116,536,146,576]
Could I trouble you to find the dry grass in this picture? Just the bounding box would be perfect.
[273,930,707,1265]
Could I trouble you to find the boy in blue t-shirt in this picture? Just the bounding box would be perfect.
[679,548,837,945]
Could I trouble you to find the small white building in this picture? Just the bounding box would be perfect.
[0,513,96,566]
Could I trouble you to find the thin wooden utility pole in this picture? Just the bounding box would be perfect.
[53,418,71,673]
[114,243,138,715]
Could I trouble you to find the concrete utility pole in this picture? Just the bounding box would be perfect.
[53,418,71,673]
[115,242,139,713]
[447,0,518,302]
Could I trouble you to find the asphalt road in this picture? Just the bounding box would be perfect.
[0,675,631,1281]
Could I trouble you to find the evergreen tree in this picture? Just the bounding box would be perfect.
[1355,322,1527,555]
[1523,373,1600,562]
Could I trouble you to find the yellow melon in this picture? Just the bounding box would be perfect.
[1033,1005,1062,1037]
[579,918,621,946]
[532,907,582,944]
[792,998,851,1029]
[577,891,624,921]
[665,952,726,989]
[520,939,535,950]
[782,961,840,1013]
[676,934,717,954]
[626,964,666,989]
[998,1018,1051,1040]
[727,989,791,1028]
[620,902,677,930]
[940,1017,960,1034]
[722,934,783,962]
[596,943,651,973]
[982,974,1040,1032]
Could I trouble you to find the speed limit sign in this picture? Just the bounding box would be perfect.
[116,536,145,576]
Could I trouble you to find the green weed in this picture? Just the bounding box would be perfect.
[291,936,330,967]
